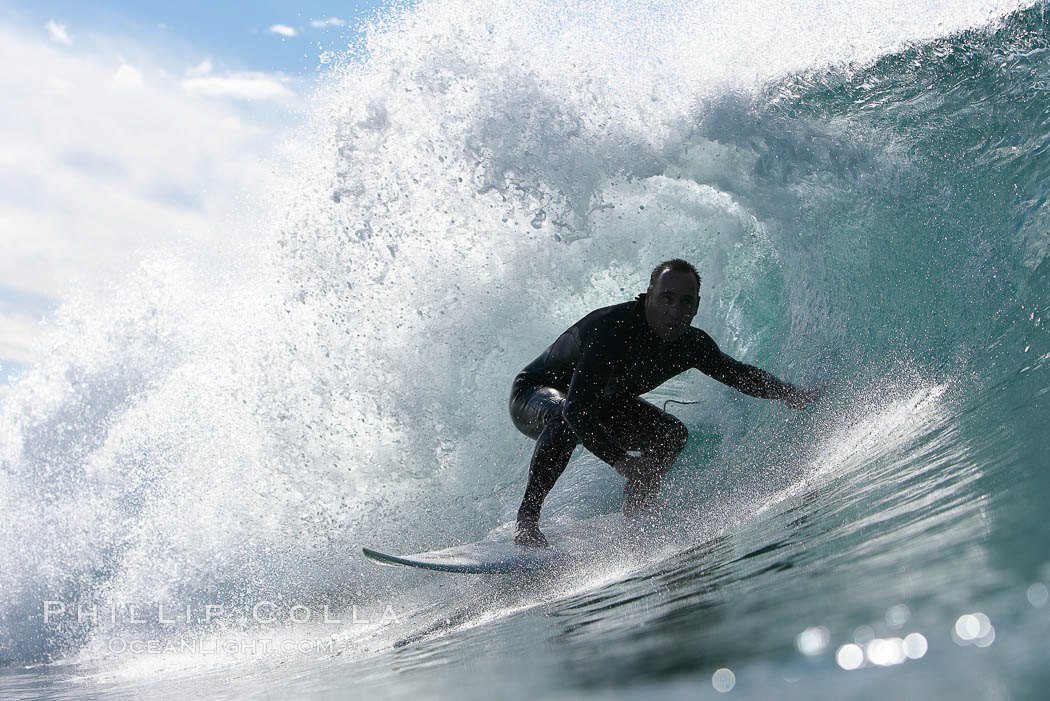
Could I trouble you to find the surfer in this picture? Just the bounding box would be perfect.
[510,259,823,547]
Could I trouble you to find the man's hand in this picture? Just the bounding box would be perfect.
[515,520,549,547]
[784,385,826,409]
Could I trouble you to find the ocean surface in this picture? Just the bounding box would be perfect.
[2,0,1050,698]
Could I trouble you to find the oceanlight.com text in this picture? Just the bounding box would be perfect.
[106,637,343,655]
[42,601,402,626]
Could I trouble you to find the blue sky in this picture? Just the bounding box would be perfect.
[0,1,406,388]
[3,0,392,73]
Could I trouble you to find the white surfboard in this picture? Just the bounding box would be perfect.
[362,540,567,573]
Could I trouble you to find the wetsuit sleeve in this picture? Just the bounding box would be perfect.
[561,337,630,467]
[693,333,798,401]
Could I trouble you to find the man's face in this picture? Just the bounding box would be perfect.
[644,269,699,342]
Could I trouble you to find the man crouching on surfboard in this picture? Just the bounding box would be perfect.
[509,259,823,547]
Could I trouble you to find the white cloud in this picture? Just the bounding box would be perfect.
[186,58,213,77]
[0,312,51,366]
[109,63,144,90]
[268,24,297,37]
[45,19,72,45]
[0,23,300,372]
[310,18,345,28]
[181,72,293,100]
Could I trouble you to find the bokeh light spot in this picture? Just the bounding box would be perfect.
[903,632,928,659]
[853,625,875,644]
[796,626,830,656]
[885,604,911,629]
[953,612,994,647]
[712,668,736,693]
[836,644,864,670]
[954,614,980,641]
[866,637,906,666]
[1027,583,1049,608]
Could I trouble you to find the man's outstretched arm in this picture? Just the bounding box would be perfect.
[695,336,821,407]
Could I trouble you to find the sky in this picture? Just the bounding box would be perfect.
[0,0,396,390]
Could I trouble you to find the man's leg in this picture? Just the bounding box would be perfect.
[509,383,578,546]
[602,398,688,516]
[515,418,577,544]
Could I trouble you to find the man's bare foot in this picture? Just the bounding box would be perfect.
[515,520,549,547]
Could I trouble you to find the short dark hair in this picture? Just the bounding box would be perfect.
[648,259,701,290]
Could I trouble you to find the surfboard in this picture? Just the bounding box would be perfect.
[362,540,567,573]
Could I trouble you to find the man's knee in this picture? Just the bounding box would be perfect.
[544,415,576,444]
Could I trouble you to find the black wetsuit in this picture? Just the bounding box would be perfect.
[510,293,799,524]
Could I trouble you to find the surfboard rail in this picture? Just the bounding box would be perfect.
[362,541,565,574]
